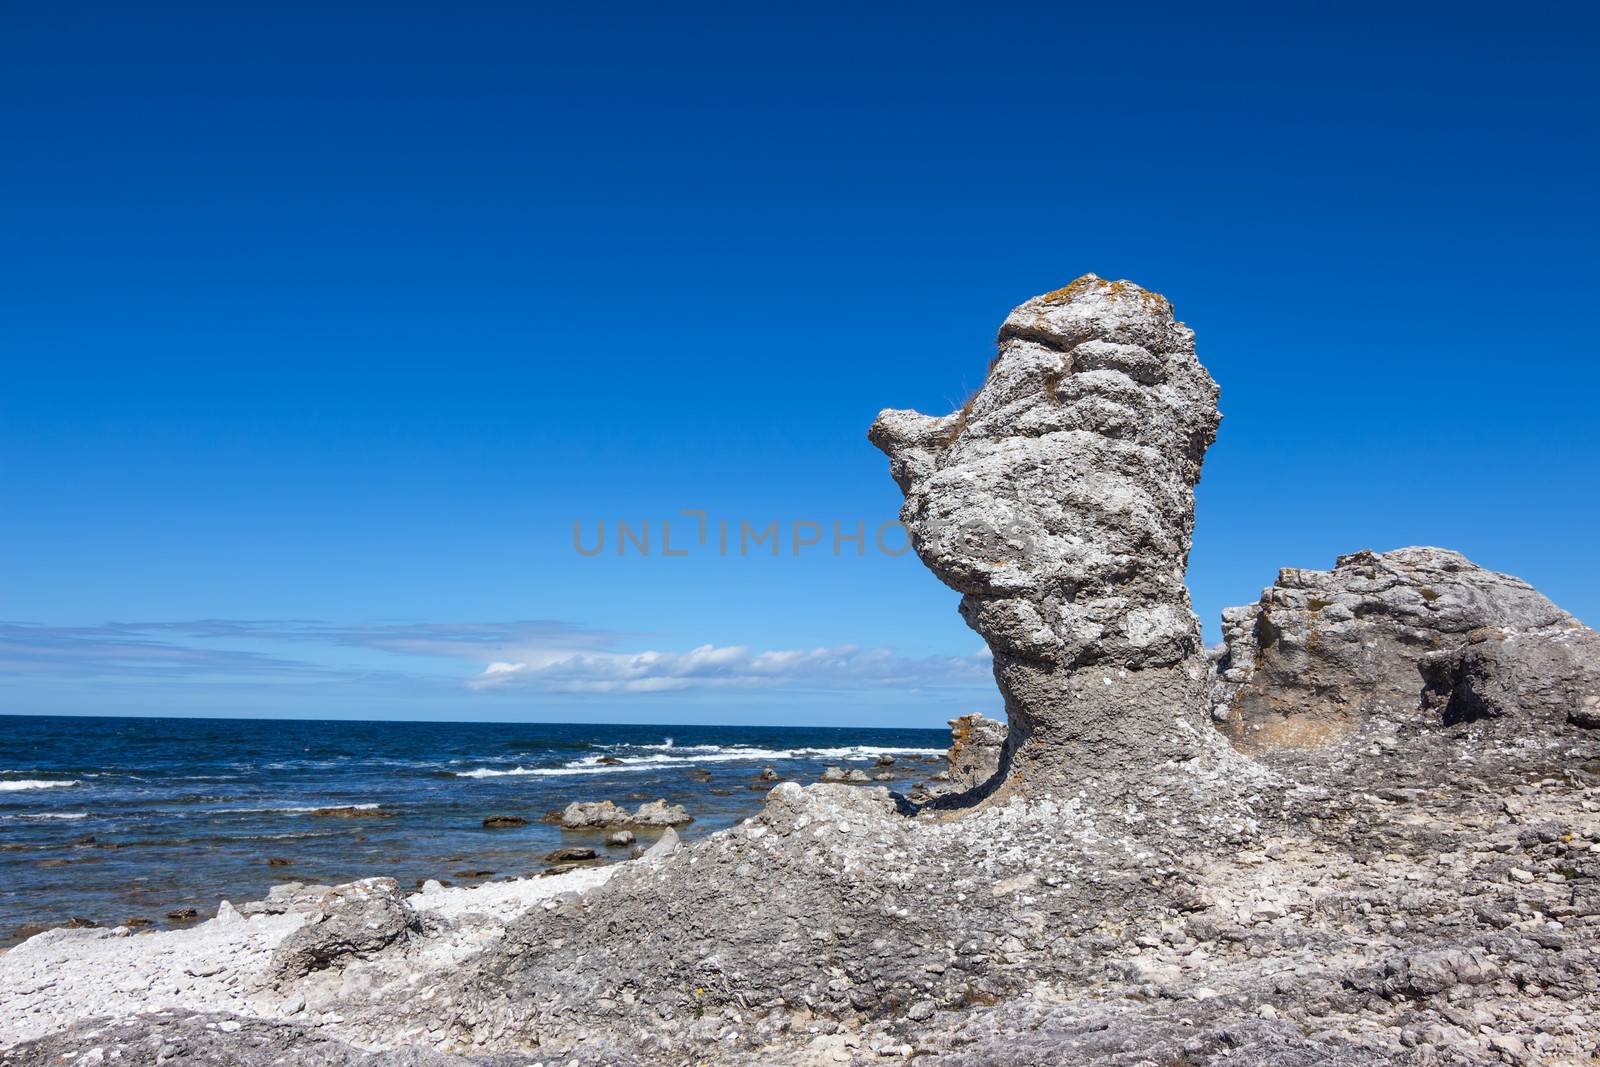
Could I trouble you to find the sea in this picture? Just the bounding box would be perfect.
[0,715,948,944]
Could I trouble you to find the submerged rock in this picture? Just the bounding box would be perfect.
[871,275,1235,795]
[307,806,392,819]
[1214,547,1580,749]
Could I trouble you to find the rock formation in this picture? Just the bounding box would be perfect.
[269,878,417,983]
[870,275,1233,795]
[556,798,691,829]
[940,713,1006,792]
[1422,625,1600,729]
[8,279,1600,1067]
[1214,547,1583,750]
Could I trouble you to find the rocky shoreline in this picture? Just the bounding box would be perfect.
[3,276,1597,1066]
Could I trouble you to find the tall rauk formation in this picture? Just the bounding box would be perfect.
[870,275,1227,794]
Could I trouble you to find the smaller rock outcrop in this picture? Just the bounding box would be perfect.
[1214,547,1579,749]
[819,766,871,783]
[942,713,1007,792]
[270,878,418,982]
[557,798,691,829]
[1421,626,1600,728]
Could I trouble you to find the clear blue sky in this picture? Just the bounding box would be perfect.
[3,4,1596,727]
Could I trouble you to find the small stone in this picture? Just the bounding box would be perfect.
[543,846,597,863]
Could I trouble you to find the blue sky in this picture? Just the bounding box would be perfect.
[2,4,1596,727]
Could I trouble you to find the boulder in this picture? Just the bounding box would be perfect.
[1214,547,1580,749]
[481,815,527,828]
[1421,625,1600,729]
[559,799,691,829]
[870,275,1232,795]
[637,826,680,865]
[270,877,418,982]
[605,830,635,848]
[544,846,597,863]
[633,799,691,825]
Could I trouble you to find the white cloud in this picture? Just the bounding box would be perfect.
[468,642,991,694]
[0,619,992,699]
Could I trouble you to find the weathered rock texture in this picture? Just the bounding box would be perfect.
[941,713,1006,792]
[269,878,418,982]
[1214,547,1582,750]
[10,282,1600,1067]
[870,275,1228,794]
[557,799,691,829]
[1422,626,1600,729]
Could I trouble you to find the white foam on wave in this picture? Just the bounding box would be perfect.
[1,811,89,820]
[454,744,945,778]
[0,779,79,792]
[194,803,386,815]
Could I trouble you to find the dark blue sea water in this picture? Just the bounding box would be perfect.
[0,715,947,943]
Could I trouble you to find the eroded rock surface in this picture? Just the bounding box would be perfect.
[940,713,1006,793]
[1215,547,1582,750]
[558,799,691,829]
[1422,625,1600,729]
[270,878,418,983]
[870,275,1233,794]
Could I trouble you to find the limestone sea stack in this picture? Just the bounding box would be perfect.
[870,275,1235,796]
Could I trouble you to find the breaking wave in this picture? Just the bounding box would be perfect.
[453,742,944,779]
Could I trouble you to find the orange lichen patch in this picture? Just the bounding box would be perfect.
[1037,274,1172,313]
[948,713,975,751]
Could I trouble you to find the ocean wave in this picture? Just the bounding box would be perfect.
[0,779,80,792]
[204,803,386,815]
[0,812,89,821]
[454,744,945,778]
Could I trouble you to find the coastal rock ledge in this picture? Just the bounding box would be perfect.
[4,277,1599,1067]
